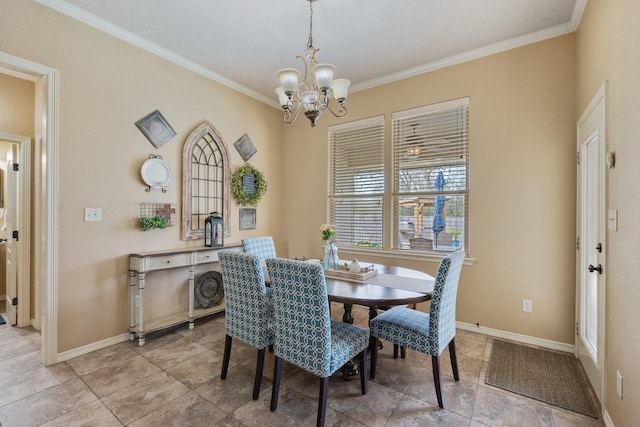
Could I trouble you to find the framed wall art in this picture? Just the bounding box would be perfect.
[239,208,256,230]
[233,133,257,162]
[135,110,177,148]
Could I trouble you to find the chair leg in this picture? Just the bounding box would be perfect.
[370,337,378,379]
[359,349,368,395]
[253,348,266,400]
[317,377,329,427]
[270,357,282,411]
[401,346,407,359]
[221,335,232,379]
[393,344,399,359]
[448,337,460,381]
[431,355,444,408]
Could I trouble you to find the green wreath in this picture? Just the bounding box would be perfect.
[231,163,268,207]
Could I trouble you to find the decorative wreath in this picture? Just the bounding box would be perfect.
[231,163,268,207]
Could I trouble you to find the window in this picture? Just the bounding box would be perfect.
[182,121,230,240]
[328,116,384,248]
[393,98,469,252]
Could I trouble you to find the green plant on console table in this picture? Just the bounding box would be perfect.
[140,214,168,231]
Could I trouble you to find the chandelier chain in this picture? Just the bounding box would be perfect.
[307,0,314,49]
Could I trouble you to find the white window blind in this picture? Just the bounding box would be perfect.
[328,116,385,248]
[392,98,469,252]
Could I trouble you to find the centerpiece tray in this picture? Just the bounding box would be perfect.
[323,264,377,282]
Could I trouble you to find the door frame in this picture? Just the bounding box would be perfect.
[0,51,59,366]
[0,133,31,327]
[576,83,606,405]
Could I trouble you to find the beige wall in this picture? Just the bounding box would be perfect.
[0,0,283,351]
[283,34,578,345]
[577,1,640,425]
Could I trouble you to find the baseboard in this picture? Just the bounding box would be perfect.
[603,410,614,427]
[56,333,131,363]
[456,321,575,353]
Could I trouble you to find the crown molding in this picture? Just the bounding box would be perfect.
[37,0,586,108]
[351,20,580,94]
[35,0,279,108]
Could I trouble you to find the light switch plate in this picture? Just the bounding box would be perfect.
[84,208,102,222]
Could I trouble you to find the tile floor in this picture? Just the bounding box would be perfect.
[0,302,605,426]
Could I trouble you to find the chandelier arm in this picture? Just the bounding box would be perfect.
[326,103,348,118]
[283,104,303,124]
[296,55,311,91]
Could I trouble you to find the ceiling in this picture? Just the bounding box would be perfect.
[36,0,585,108]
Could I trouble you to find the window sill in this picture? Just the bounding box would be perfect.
[338,246,475,266]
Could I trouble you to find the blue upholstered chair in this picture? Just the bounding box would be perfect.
[369,250,465,409]
[241,236,277,264]
[266,258,369,427]
[218,250,273,400]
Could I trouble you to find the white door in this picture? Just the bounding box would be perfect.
[5,149,18,325]
[576,85,606,405]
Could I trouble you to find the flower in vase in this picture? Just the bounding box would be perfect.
[320,224,336,243]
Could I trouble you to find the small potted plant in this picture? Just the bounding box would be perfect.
[449,229,462,247]
[140,214,168,231]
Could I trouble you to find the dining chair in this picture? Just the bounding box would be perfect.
[241,236,276,264]
[265,258,369,427]
[369,250,465,409]
[218,250,273,400]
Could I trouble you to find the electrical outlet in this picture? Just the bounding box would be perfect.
[84,208,102,222]
[522,299,533,313]
[616,371,623,399]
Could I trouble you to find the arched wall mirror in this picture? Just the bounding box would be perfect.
[181,121,230,240]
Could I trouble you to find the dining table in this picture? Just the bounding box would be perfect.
[265,258,436,377]
[320,260,436,377]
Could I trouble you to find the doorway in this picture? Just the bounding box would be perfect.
[0,135,31,328]
[0,51,59,366]
[576,83,606,406]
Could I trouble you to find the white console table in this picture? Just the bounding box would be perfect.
[128,245,240,346]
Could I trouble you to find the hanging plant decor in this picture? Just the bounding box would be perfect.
[231,163,268,207]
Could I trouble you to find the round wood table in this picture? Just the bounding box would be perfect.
[323,262,435,378]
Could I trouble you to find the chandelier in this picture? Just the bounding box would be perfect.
[275,0,351,127]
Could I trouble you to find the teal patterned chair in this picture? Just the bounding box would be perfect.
[218,250,273,400]
[266,258,369,427]
[369,250,465,409]
[241,236,276,264]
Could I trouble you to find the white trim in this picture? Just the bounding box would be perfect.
[35,0,586,107]
[351,21,580,94]
[603,410,614,427]
[328,115,384,132]
[56,333,130,362]
[35,0,278,109]
[0,51,59,366]
[456,321,574,354]
[392,97,470,120]
[340,246,475,266]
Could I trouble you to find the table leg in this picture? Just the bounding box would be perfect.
[342,304,354,324]
[341,303,358,379]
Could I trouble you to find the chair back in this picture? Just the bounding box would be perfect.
[266,258,332,378]
[428,250,465,354]
[242,236,277,264]
[218,250,271,349]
